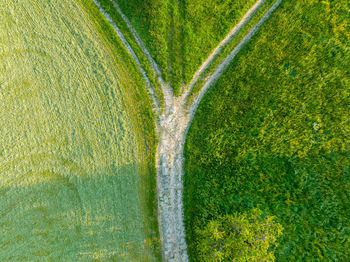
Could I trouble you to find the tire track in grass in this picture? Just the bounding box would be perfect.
[92,0,161,117]
[109,0,163,81]
[108,0,174,111]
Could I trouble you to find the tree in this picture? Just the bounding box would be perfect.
[195,208,283,261]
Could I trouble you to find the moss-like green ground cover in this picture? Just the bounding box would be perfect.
[184,0,349,260]
[115,0,256,94]
[0,0,160,260]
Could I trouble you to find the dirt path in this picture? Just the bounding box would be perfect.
[94,0,283,260]
[157,91,189,261]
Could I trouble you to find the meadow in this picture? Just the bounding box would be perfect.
[2,0,349,260]
[184,0,349,261]
[0,0,160,260]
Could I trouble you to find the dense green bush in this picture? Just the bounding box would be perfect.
[184,0,349,261]
[196,208,283,261]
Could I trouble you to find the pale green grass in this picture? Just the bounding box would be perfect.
[0,0,158,260]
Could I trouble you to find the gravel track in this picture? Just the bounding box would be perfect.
[94,0,283,260]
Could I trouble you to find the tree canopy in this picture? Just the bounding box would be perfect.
[196,209,283,261]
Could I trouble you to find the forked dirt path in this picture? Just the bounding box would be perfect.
[94,0,283,260]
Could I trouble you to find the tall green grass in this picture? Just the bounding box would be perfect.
[184,0,349,261]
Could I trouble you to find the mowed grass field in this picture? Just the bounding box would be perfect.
[0,0,159,260]
[184,0,349,261]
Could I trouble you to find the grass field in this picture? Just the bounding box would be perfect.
[115,0,257,95]
[184,0,349,261]
[0,0,160,260]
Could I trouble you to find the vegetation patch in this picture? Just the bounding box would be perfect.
[184,0,349,261]
[196,208,283,261]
